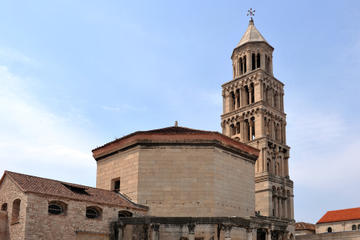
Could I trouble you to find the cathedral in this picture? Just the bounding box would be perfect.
[0,18,295,240]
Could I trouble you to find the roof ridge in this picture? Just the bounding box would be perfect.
[92,126,221,152]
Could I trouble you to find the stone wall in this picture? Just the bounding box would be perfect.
[24,193,140,240]
[0,210,9,240]
[296,231,360,240]
[316,220,360,233]
[0,175,27,240]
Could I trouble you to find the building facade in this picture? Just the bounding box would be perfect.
[220,18,294,225]
[296,207,360,240]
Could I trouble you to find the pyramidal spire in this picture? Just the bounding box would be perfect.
[235,18,270,49]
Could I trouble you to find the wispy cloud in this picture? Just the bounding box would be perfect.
[0,64,96,179]
[101,104,147,113]
[0,47,39,66]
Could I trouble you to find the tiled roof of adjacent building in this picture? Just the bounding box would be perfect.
[317,207,360,224]
[295,222,315,231]
[1,171,148,211]
[92,126,260,161]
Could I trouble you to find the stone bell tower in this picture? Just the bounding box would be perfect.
[221,18,294,222]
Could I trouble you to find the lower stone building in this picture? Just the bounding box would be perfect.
[0,171,148,240]
[295,207,360,240]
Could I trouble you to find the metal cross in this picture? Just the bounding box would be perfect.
[247,8,256,20]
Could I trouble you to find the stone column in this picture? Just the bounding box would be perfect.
[266,229,272,240]
[284,198,288,219]
[223,225,232,240]
[117,223,125,240]
[151,224,160,240]
[260,52,266,71]
[188,224,195,240]
[249,86,253,104]
[246,228,253,240]
[246,51,251,72]
[240,87,245,107]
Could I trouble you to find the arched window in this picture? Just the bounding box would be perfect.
[245,119,250,141]
[352,225,356,231]
[86,206,102,219]
[244,86,250,105]
[267,159,271,173]
[257,53,261,68]
[243,56,247,73]
[250,117,255,140]
[48,201,67,215]
[1,203,7,211]
[236,122,240,134]
[230,124,236,136]
[252,53,256,70]
[11,199,20,224]
[327,227,332,233]
[250,83,255,103]
[239,58,243,75]
[231,92,235,110]
[118,210,133,218]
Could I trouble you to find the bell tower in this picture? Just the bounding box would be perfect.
[221,18,294,222]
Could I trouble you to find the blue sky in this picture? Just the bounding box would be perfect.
[0,0,359,223]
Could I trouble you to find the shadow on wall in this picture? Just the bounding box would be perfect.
[0,210,9,240]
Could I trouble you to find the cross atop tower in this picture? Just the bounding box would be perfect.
[247,8,255,21]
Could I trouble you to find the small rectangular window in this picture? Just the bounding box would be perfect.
[111,178,120,192]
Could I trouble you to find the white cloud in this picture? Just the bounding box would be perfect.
[101,104,147,113]
[0,65,96,177]
[0,47,39,66]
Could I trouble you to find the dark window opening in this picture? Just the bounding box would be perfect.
[118,210,133,218]
[257,53,261,68]
[1,203,7,211]
[352,225,356,231]
[250,83,255,103]
[252,53,256,70]
[48,204,63,215]
[243,56,247,73]
[239,58,243,74]
[327,227,332,233]
[62,183,89,195]
[244,86,250,105]
[86,207,101,219]
[111,178,121,192]
[11,199,20,224]
[251,117,255,140]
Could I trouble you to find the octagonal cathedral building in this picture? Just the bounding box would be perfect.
[221,18,294,223]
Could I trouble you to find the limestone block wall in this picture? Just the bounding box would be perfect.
[138,145,254,217]
[213,148,254,217]
[0,176,27,240]
[316,220,360,234]
[137,146,216,217]
[96,147,140,202]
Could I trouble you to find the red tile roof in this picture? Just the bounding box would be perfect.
[92,126,259,160]
[1,171,147,211]
[295,222,315,231]
[317,207,360,224]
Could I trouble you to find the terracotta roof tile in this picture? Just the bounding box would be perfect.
[317,207,360,224]
[92,126,259,160]
[3,171,147,211]
[295,222,315,231]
